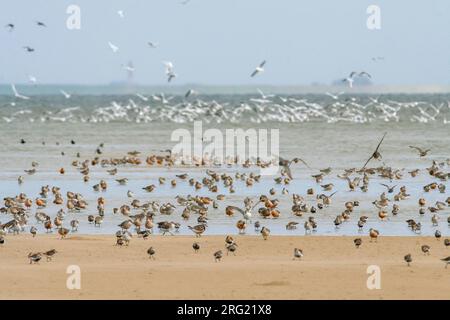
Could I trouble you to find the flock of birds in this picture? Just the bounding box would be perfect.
[2,93,450,125]
[1,132,449,269]
[1,11,450,270]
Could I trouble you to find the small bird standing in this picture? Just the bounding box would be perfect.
[354,238,362,248]
[404,254,412,266]
[260,226,270,240]
[214,250,223,262]
[147,247,156,259]
[293,248,303,260]
[192,242,200,253]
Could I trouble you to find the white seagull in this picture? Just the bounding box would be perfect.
[342,71,358,88]
[11,84,30,100]
[163,61,177,82]
[135,93,148,101]
[251,60,266,77]
[148,42,158,48]
[117,10,125,18]
[28,75,37,84]
[60,90,71,99]
[121,64,135,72]
[108,42,119,53]
[185,89,197,98]
[325,91,345,100]
[257,88,274,99]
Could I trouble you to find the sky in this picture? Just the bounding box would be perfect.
[0,0,449,86]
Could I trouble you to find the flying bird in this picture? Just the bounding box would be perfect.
[163,61,177,82]
[11,84,30,100]
[36,21,47,27]
[28,75,37,84]
[251,60,266,77]
[409,146,431,157]
[135,93,149,101]
[147,42,158,48]
[362,132,387,169]
[117,10,125,18]
[342,72,355,88]
[5,23,14,32]
[185,89,197,98]
[60,90,71,99]
[108,42,119,53]
[23,46,35,53]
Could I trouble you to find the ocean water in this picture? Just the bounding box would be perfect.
[0,92,448,236]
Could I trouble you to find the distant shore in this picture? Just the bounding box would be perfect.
[1,84,450,95]
[1,234,449,299]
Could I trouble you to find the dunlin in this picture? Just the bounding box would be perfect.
[421,245,431,255]
[441,256,450,268]
[192,242,200,252]
[147,247,156,259]
[293,248,303,260]
[214,250,223,262]
[43,249,57,261]
[404,254,412,266]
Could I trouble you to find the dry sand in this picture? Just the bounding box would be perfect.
[0,234,449,300]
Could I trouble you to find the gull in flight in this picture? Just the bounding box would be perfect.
[117,10,125,18]
[60,90,71,99]
[163,61,177,82]
[342,72,357,88]
[11,84,30,100]
[342,71,372,88]
[147,42,158,48]
[325,91,345,100]
[23,46,35,53]
[28,75,37,84]
[108,42,119,53]
[36,21,47,27]
[181,0,191,4]
[362,132,387,169]
[251,60,266,77]
[371,56,385,62]
[257,88,274,99]
[121,63,135,72]
[5,23,14,32]
[185,89,198,98]
[135,93,149,101]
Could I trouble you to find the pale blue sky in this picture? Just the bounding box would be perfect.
[0,0,449,85]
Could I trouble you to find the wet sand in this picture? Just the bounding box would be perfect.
[1,234,449,300]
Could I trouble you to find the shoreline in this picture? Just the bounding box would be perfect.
[1,234,449,300]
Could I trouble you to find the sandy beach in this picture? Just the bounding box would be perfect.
[1,234,449,300]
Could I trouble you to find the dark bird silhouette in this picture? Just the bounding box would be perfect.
[362,132,387,169]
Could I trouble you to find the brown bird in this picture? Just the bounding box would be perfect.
[188,224,206,237]
[421,245,431,255]
[58,227,70,239]
[369,228,379,242]
[28,252,42,264]
[404,254,412,266]
[147,247,156,259]
[260,226,270,240]
[354,238,362,248]
[409,146,431,157]
[444,239,450,248]
[214,250,223,262]
[362,132,387,169]
[293,248,303,260]
[43,249,57,261]
[192,242,200,252]
[226,243,238,255]
[441,256,450,268]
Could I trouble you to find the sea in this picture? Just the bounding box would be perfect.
[0,89,449,236]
